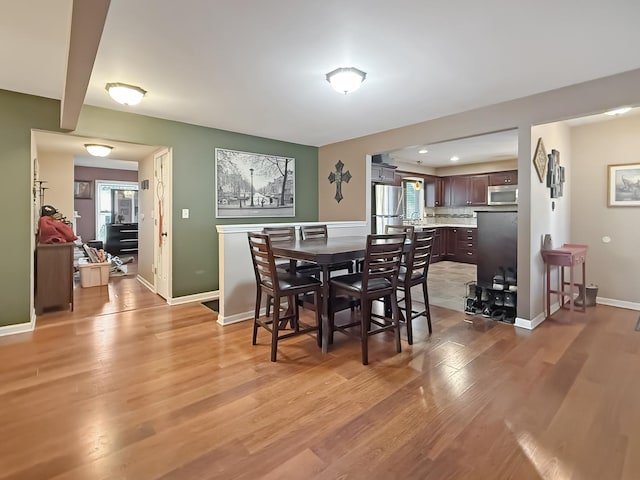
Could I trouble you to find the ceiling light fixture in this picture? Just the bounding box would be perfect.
[85,144,113,157]
[450,156,459,162]
[326,67,366,94]
[604,106,631,116]
[418,149,428,154]
[105,82,147,105]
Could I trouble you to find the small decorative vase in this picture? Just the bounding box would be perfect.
[542,234,553,250]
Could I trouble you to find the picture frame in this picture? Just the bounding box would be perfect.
[215,148,295,218]
[74,180,92,199]
[532,137,547,183]
[608,163,640,207]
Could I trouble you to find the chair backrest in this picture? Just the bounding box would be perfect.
[247,232,278,290]
[263,226,296,242]
[300,224,328,240]
[362,233,406,291]
[405,229,435,280]
[385,224,415,237]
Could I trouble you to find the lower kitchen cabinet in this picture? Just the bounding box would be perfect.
[429,227,477,264]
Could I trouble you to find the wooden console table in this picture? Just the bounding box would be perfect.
[541,243,588,320]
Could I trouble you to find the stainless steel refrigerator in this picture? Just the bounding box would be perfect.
[372,185,404,233]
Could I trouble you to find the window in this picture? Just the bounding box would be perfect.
[403,179,423,223]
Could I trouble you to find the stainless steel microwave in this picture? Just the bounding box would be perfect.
[487,185,518,205]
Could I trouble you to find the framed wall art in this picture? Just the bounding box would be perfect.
[215,148,295,218]
[74,180,92,199]
[608,163,640,207]
[533,137,547,183]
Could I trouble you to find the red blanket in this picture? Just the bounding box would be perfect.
[38,216,77,244]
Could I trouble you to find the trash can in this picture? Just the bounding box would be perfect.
[575,284,598,307]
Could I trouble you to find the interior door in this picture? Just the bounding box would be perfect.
[154,149,172,300]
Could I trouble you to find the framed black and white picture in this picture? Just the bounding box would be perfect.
[608,163,640,207]
[215,148,295,218]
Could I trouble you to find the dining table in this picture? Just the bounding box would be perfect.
[270,235,408,352]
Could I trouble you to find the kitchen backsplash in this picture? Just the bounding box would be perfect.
[423,206,517,225]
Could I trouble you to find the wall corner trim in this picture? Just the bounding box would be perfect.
[136,275,156,294]
[0,312,36,338]
[168,290,219,306]
[515,302,560,330]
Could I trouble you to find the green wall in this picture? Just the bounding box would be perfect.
[0,89,318,327]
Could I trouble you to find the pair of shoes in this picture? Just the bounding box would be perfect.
[464,297,475,314]
[492,267,505,290]
[491,308,505,322]
[505,267,516,285]
[481,306,492,318]
[503,312,516,324]
[494,292,504,307]
[480,288,490,302]
[504,292,516,308]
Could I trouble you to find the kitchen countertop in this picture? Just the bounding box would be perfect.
[409,223,477,229]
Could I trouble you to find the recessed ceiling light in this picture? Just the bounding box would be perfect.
[105,82,147,105]
[326,67,366,94]
[450,156,459,162]
[85,144,113,157]
[605,107,632,116]
[418,149,428,154]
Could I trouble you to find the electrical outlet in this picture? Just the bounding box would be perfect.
[182,208,189,219]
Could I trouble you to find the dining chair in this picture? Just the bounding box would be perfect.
[396,229,435,344]
[356,224,413,272]
[328,233,406,365]
[247,232,322,362]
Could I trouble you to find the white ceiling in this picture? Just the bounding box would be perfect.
[3,1,640,146]
[390,129,518,167]
[33,130,157,168]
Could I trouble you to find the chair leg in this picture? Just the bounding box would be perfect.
[293,295,300,332]
[360,298,370,365]
[315,288,322,348]
[271,297,281,362]
[266,294,272,317]
[390,292,402,354]
[422,281,432,334]
[253,288,262,345]
[405,284,414,345]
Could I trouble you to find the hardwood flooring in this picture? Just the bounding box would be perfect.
[1,276,639,479]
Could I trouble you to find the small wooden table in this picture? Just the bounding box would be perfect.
[541,243,588,320]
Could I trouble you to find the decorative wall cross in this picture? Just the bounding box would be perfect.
[328,160,351,203]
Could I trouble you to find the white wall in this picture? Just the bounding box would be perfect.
[570,114,640,307]
[137,151,155,285]
[528,121,572,322]
[37,151,74,223]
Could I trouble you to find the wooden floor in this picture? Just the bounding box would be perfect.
[2,277,640,479]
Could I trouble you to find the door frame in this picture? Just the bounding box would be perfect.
[153,148,173,300]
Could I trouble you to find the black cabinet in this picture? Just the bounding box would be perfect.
[105,223,138,255]
[488,170,518,186]
[476,211,517,288]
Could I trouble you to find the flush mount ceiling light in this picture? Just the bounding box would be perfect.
[84,144,113,157]
[326,67,366,94]
[605,106,632,116]
[105,82,147,105]
[450,156,460,162]
[418,149,428,154]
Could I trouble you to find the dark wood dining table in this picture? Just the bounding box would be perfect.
[270,235,368,352]
[270,235,409,352]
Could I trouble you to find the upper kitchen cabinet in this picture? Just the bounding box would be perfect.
[446,174,488,206]
[488,170,518,186]
[424,175,446,207]
[371,164,396,184]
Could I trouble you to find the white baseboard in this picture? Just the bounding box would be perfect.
[0,313,36,337]
[217,306,269,326]
[515,302,559,330]
[136,275,156,293]
[169,290,219,306]
[597,297,640,311]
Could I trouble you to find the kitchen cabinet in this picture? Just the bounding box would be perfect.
[468,174,489,205]
[446,174,488,206]
[488,170,518,186]
[424,175,446,208]
[440,227,477,264]
[371,165,396,184]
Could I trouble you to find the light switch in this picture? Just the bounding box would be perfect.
[182,208,189,219]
